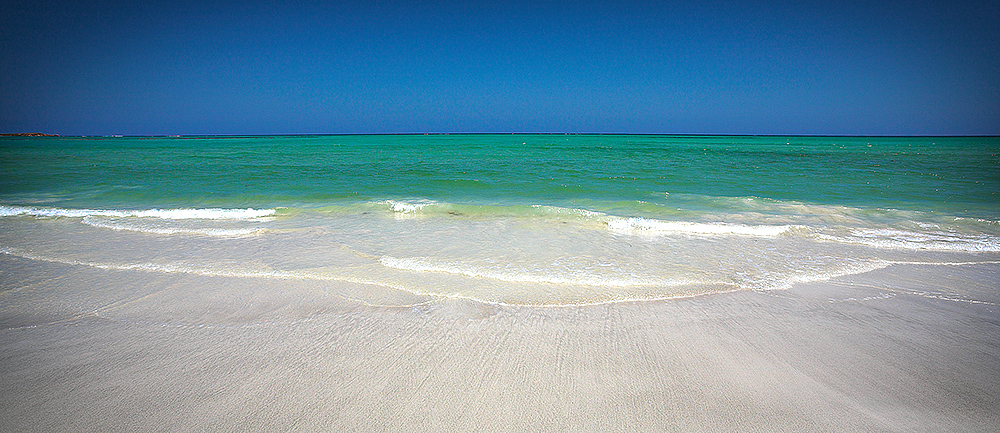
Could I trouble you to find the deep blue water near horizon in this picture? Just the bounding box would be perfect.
[2,134,998,304]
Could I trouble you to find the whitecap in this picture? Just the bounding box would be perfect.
[0,205,276,220]
[384,200,435,213]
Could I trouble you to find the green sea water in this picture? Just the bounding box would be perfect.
[1,134,997,214]
[2,135,999,305]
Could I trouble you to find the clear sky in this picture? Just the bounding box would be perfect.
[2,0,998,135]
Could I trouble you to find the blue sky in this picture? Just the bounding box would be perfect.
[2,0,998,135]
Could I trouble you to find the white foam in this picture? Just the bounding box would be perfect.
[905,291,997,305]
[774,260,894,290]
[530,205,605,218]
[954,217,999,225]
[817,229,1000,252]
[0,246,407,291]
[0,205,276,220]
[124,208,276,219]
[379,256,716,288]
[80,217,263,237]
[606,216,793,237]
[383,200,434,213]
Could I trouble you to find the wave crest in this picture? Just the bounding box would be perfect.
[0,205,276,220]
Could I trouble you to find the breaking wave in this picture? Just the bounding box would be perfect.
[0,205,276,220]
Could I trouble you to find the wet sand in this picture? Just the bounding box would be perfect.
[1,255,998,432]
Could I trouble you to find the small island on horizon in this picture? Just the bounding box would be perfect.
[1,132,60,137]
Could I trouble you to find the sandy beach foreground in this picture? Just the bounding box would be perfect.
[1,255,997,432]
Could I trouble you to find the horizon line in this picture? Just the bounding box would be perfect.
[5,132,1000,138]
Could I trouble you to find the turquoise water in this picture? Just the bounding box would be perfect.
[2,134,998,214]
[2,135,998,304]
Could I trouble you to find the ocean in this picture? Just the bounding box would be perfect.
[2,134,998,306]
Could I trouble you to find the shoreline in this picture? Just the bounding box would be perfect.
[1,256,998,431]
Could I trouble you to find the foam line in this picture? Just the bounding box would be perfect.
[0,205,276,220]
[607,216,793,237]
[379,256,725,288]
[816,230,1000,252]
[0,246,407,292]
[80,217,263,237]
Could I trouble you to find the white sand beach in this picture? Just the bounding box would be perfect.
[2,254,997,432]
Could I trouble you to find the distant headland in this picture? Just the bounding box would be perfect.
[0,133,60,136]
